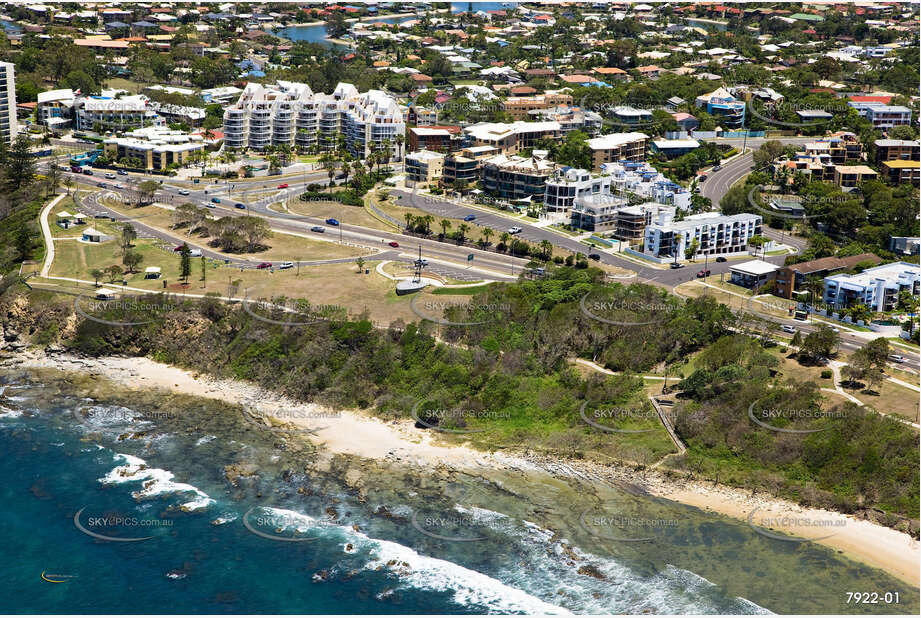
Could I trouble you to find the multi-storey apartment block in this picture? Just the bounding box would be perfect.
[0,62,18,145]
[644,212,764,259]
[223,81,405,159]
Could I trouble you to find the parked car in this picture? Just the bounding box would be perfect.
[279,261,294,270]
[188,249,202,258]
[334,172,347,180]
[463,214,476,221]
[277,183,289,189]
[715,256,727,263]
[508,226,522,234]
[234,203,246,209]
[310,226,326,233]
[781,324,797,334]
[326,218,340,226]
[117,170,128,175]
[588,253,601,261]
[696,269,711,278]
[256,262,272,269]
[669,262,685,269]
[210,197,221,203]
[388,241,400,248]
[178,189,190,196]
[105,173,116,179]
[888,354,906,364]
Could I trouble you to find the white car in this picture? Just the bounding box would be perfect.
[781,325,797,334]
[105,173,116,179]
[178,189,190,196]
[279,261,294,270]
[888,354,906,364]
[188,249,202,258]
[508,226,522,234]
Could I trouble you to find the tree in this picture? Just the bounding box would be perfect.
[179,245,191,284]
[799,325,839,361]
[120,224,137,254]
[105,264,123,283]
[747,234,768,259]
[356,256,365,273]
[136,180,159,205]
[457,223,470,243]
[439,219,451,237]
[684,238,700,261]
[482,227,493,247]
[200,255,207,287]
[752,140,785,169]
[89,268,104,286]
[122,250,143,273]
[5,133,36,192]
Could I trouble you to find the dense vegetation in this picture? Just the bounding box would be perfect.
[674,334,918,523]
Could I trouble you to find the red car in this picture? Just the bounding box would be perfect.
[696,269,711,278]
[277,183,288,189]
[256,262,272,269]
[388,241,399,248]
[173,245,186,252]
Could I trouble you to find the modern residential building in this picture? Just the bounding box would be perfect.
[874,139,920,164]
[643,212,764,260]
[774,253,881,299]
[611,106,653,128]
[102,126,205,171]
[464,121,561,155]
[650,138,700,158]
[848,102,912,128]
[889,237,921,256]
[695,87,745,128]
[526,105,603,135]
[36,88,76,130]
[586,132,648,170]
[823,262,920,312]
[404,149,445,188]
[502,93,573,120]
[407,126,463,153]
[833,165,878,187]
[729,260,779,289]
[881,160,920,186]
[601,161,692,210]
[76,92,157,132]
[544,167,615,213]
[480,151,558,201]
[568,193,629,233]
[223,81,405,159]
[803,133,863,163]
[442,145,498,189]
[0,61,18,145]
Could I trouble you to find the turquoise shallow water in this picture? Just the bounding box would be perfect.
[0,368,917,615]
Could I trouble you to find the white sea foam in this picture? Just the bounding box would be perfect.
[195,435,216,446]
[256,507,571,614]
[0,404,22,418]
[100,453,214,511]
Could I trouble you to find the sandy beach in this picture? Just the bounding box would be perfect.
[7,350,919,587]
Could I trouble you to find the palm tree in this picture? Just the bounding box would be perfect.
[539,239,553,260]
[439,219,451,237]
[481,227,493,247]
[404,213,416,230]
[395,133,405,161]
[323,157,336,194]
[457,223,470,243]
[499,232,510,251]
[422,214,434,235]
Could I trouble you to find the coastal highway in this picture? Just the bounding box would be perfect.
[66,171,524,282]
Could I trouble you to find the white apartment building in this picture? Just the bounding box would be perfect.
[223,81,405,159]
[644,212,764,260]
[0,61,18,145]
[75,92,158,132]
[823,262,920,312]
[543,161,691,213]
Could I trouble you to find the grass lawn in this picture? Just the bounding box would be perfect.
[431,284,493,295]
[105,77,146,94]
[842,379,920,423]
[288,197,391,232]
[94,202,370,263]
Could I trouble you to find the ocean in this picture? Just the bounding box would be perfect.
[1,367,916,615]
